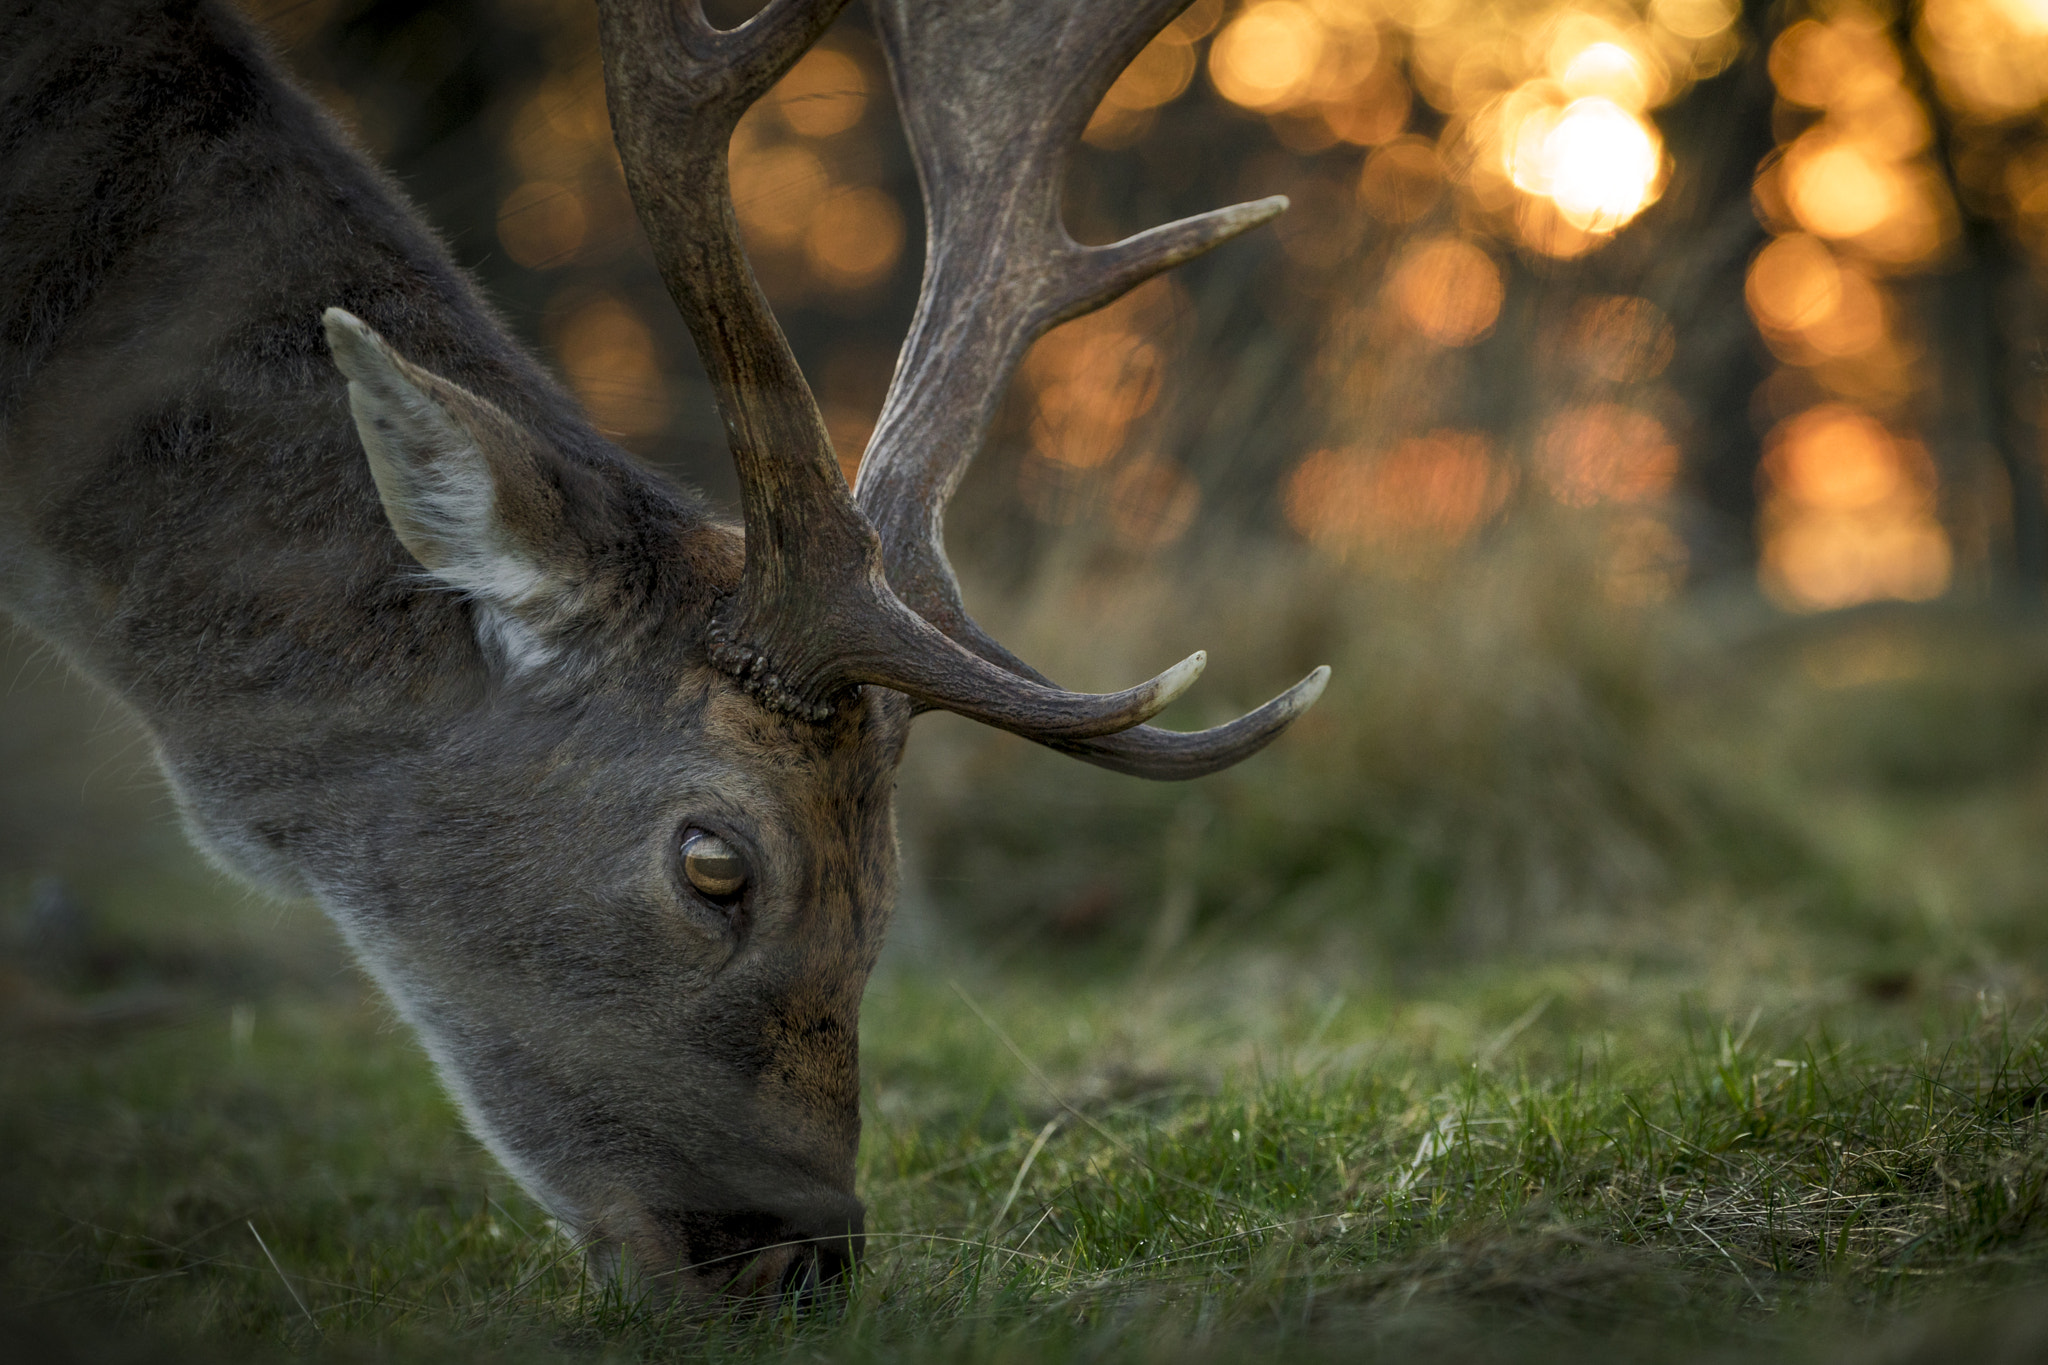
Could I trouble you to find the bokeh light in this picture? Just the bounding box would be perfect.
[1021,282,1186,480]
[804,188,904,291]
[1568,296,1676,383]
[730,143,830,249]
[367,0,2036,614]
[552,295,670,438]
[1284,432,1511,556]
[774,47,868,138]
[1536,405,1680,507]
[1765,15,1955,268]
[505,57,611,181]
[497,181,587,269]
[1746,234,1843,336]
[1919,0,2048,123]
[1783,137,1903,241]
[1388,237,1504,346]
[1558,40,1659,110]
[1358,138,1446,223]
[725,54,904,302]
[1648,0,1740,43]
[1758,404,1951,611]
[1506,94,1664,232]
[1210,2,1326,112]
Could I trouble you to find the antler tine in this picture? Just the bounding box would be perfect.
[857,0,1323,778]
[596,0,1221,740]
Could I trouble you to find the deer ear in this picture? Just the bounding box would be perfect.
[323,307,583,670]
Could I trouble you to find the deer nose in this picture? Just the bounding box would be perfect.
[772,1194,864,1307]
[686,1193,863,1303]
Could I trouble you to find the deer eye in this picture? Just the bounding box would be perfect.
[680,830,748,900]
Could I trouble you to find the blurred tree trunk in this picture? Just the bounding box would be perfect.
[1894,5,2047,598]
[1641,0,1783,578]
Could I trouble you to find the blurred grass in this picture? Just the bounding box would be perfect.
[7,524,2048,1361]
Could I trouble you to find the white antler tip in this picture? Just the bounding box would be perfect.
[1154,651,1207,706]
[1290,665,1331,712]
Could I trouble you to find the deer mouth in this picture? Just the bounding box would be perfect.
[594,1198,865,1307]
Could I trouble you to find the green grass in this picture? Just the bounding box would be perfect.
[7,532,2048,1361]
[8,954,2048,1361]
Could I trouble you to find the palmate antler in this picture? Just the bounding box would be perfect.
[596,0,1327,771]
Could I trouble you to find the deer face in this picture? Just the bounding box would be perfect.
[400,684,903,1301]
[323,315,900,1299]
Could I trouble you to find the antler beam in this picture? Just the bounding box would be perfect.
[858,0,1327,777]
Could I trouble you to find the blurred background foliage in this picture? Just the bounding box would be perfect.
[202,0,2048,966]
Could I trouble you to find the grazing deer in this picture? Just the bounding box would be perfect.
[0,0,1327,1301]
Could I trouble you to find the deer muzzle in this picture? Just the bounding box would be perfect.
[602,1192,866,1306]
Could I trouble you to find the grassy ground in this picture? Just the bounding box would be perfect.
[6,527,2048,1361]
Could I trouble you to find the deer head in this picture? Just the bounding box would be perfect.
[311,0,1327,1304]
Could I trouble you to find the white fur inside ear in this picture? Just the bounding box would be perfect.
[323,308,559,671]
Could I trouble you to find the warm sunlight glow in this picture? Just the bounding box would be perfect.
[1285,433,1510,555]
[1359,137,1445,222]
[1920,0,2048,120]
[1989,0,2048,35]
[555,296,669,438]
[1559,41,1653,109]
[1104,29,1199,112]
[1783,137,1901,241]
[1745,232,1890,363]
[1536,405,1680,507]
[1320,64,1412,144]
[803,188,903,291]
[1759,405,1951,611]
[1087,27,1199,146]
[1388,237,1504,346]
[1745,233,1842,335]
[1023,291,1181,471]
[1508,95,1663,232]
[505,60,611,179]
[1769,406,1909,512]
[730,144,830,248]
[1764,17,1954,267]
[773,48,869,138]
[1649,0,1740,41]
[1210,1,1327,111]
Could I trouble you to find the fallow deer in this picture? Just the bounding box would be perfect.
[0,0,1328,1301]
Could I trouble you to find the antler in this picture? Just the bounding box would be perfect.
[858,0,1328,777]
[596,0,1326,769]
[596,0,1205,738]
